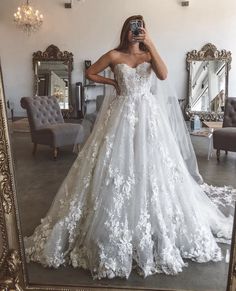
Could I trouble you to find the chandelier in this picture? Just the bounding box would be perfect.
[14,0,43,35]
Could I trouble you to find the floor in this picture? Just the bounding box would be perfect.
[10,130,236,291]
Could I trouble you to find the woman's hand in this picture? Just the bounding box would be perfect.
[132,27,152,46]
[112,80,121,95]
[85,51,122,88]
[133,27,168,80]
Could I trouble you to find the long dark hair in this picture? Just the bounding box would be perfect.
[115,15,147,52]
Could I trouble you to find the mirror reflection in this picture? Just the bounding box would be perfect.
[190,60,226,112]
[33,45,73,117]
[2,17,235,291]
[36,61,69,109]
[186,43,232,121]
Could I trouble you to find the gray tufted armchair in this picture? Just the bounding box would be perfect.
[21,96,84,159]
[213,97,236,161]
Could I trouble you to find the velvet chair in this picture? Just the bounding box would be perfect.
[213,97,236,161]
[21,96,84,159]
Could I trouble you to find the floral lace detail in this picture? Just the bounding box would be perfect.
[24,61,235,279]
[201,183,236,208]
[114,62,152,96]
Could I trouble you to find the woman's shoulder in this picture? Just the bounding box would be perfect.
[101,50,123,66]
[105,49,122,59]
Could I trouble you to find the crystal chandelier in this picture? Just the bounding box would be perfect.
[14,0,43,35]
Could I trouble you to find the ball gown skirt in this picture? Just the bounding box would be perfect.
[24,62,235,279]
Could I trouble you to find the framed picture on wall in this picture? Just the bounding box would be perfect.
[84,60,94,86]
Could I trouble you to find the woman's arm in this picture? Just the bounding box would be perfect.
[135,28,168,80]
[85,51,120,93]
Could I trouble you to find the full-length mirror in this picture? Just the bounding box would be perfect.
[2,49,236,291]
[1,1,236,291]
[186,43,232,120]
[33,45,73,118]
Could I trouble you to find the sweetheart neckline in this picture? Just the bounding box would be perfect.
[113,61,151,71]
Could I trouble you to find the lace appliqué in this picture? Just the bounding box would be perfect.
[24,61,235,280]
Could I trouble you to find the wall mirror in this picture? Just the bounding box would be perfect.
[33,44,73,118]
[1,37,236,291]
[186,43,232,121]
[1,57,236,291]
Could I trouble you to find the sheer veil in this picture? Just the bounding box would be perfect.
[151,76,203,184]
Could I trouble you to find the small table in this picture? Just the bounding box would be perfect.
[202,121,223,129]
[190,129,214,160]
[188,121,223,160]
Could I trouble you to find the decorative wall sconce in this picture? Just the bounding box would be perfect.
[64,0,85,9]
[14,0,43,35]
[64,0,72,8]
[181,1,190,6]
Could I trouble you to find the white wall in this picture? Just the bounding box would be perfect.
[0,0,236,116]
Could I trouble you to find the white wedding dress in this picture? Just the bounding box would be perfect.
[24,62,235,279]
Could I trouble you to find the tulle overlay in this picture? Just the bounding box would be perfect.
[24,62,236,279]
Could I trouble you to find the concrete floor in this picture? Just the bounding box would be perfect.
[11,131,236,291]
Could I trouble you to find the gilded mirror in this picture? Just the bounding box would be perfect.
[186,43,232,121]
[0,60,10,281]
[33,45,74,118]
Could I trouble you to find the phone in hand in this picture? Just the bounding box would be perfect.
[130,19,143,36]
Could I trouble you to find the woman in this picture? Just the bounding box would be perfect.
[24,15,234,279]
[85,15,167,91]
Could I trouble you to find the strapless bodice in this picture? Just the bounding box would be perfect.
[114,62,153,96]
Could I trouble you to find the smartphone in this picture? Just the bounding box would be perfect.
[130,19,143,36]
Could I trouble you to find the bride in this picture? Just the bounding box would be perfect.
[24,15,235,279]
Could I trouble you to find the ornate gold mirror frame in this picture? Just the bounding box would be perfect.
[0,59,236,290]
[186,43,232,121]
[33,44,74,119]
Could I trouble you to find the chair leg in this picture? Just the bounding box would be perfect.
[216,149,220,162]
[76,144,81,153]
[53,147,58,160]
[32,143,37,155]
[225,150,228,155]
